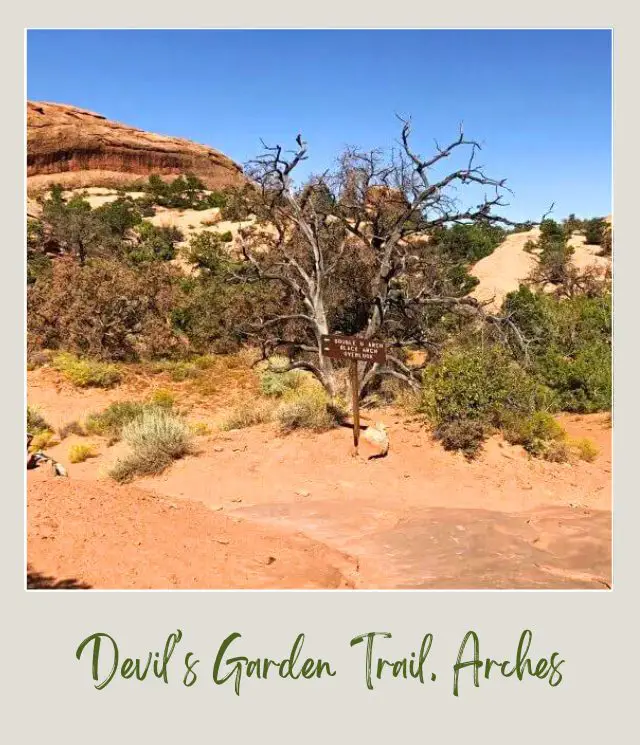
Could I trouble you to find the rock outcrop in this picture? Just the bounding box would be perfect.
[27,101,245,193]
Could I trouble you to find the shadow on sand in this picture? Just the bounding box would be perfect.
[27,565,91,590]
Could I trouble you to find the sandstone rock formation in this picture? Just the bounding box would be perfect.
[27,101,246,194]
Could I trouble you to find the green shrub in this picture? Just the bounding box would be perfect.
[421,344,554,458]
[584,218,606,245]
[430,222,506,263]
[68,443,98,464]
[52,353,122,388]
[127,222,182,263]
[109,409,194,482]
[503,411,566,457]
[503,287,611,413]
[421,345,547,427]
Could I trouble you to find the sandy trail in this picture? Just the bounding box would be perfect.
[27,363,611,589]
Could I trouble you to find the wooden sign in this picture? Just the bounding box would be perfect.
[321,334,386,454]
[321,335,386,364]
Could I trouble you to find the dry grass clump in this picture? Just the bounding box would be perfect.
[108,409,194,482]
[85,401,146,439]
[259,362,306,398]
[189,421,212,436]
[219,399,274,431]
[275,386,345,433]
[58,420,86,439]
[52,352,122,388]
[68,443,98,464]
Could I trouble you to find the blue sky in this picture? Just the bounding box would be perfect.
[27,30,611,221]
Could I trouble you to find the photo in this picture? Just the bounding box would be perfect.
[26,29,612,590]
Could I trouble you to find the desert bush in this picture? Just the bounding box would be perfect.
[140,174,227,211]
[259,361,305,398]
[184,231,229,274]
[275,387,343,432]
[421,344,548,427]
[93,198,142,238]
[502,286,611,413]
[152,359,201,381]
[68,443,98,464]
[570,437,599,462]
[531,220,575,286]
[599,225,612,256]
[109,409,194,482]
[189,421,211,436]
[28,258,184,361]
[542,440,571,463]
[29,431,58,452]
[58,420,86,439]
[421,344,555,458]
[219,400,274,431]
[52,352,122,388]
[126,222,182,263]
[85,401,146,438]
[584,218,607,245]
[433,419,488,459]
[148,388,175,409]
[173,272,282,354]
[27,406,50,435]
[430,222,506,263]
[502,411,566,457]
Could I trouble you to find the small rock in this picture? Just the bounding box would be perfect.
[296,490,310,498]
[266,556,276,565]
[230,497,243,503]
[213,446,224,453]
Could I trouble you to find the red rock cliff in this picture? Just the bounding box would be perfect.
[27,101,245,193]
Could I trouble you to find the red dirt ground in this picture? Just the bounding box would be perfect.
[27,368,612,590]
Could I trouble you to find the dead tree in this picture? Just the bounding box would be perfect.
[238,117,522,397]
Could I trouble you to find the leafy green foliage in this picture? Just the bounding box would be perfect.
[142,174,227,210]
[502,411,566,458]
[530,219,574,286]
[430,222,506,263]
[503,286,611,412]
[421,344,555,457]
[584,218,607,245]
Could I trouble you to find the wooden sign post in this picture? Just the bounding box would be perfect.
[321,334,386,453]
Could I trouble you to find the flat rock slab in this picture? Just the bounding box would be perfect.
[231,500,611,589]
